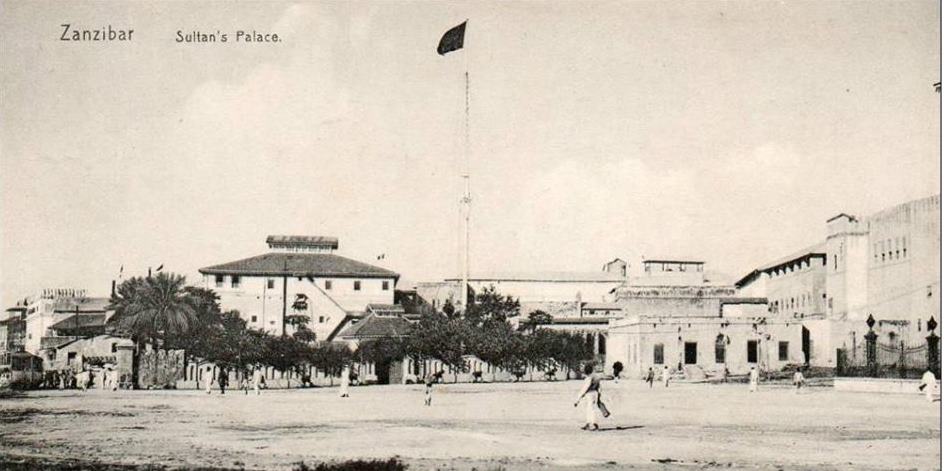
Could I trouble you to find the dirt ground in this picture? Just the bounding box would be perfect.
[0,380,939,470]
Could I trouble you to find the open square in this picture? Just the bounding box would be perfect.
[1,380,939,470]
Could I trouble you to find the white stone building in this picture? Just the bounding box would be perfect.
[199,235,399,341]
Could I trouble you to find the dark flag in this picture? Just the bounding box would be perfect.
[155,264,164,272]
[437,21,466,55]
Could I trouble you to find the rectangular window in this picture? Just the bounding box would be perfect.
[67,351,76,365]
[325,280,332,290]
[319,316,325,323]
[653,343,664,364]
[215,275,224,288]
[354,280,361,291]
[747,340,758,363]
[231,275,241,289]
[111,343,117,353]
[267,279,275,290]
[778,341,789,361]
[382,280,390,291]
[251,315,257,323]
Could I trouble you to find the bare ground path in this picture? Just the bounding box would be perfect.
[0,380,939,470]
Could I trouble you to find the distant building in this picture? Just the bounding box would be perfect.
[199,235,399,341]
[608,303,803,379]
[19,290,111,356]
[606,257,801,378]
[735,194,941,368]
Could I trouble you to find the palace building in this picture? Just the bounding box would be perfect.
[199,235,399,341]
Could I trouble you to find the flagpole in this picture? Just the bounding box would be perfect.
[460,19,471,310]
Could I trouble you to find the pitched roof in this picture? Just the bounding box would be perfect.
[266,235,339,249]
[336,313,413,339]
[735,243,826,288]
[755,242,826,273]
[49,313,107,331]
[199,253,398,279]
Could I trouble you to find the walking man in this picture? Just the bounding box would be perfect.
[662,365,670,388]
[218,367,229,395]
[252,367,263,395]
[645,367,655,388]
[204,366,214,394]
[749,366,759,392]
[574,364,606,431]
[919,370,937,402]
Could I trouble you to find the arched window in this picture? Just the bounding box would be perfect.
[715,334,726,364]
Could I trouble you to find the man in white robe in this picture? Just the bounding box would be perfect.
[919,370,937,402]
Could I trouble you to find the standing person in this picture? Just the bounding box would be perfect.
[662,365,670,388]
[204,366,214,394]
[749,366,759,392]
[98,368,106,391]
[645,367,655,388]
[919,370,937,402]
[78,369,89,391]
[239,371,250,395]
[218,367,229,395]
[612,362,623,384]
[424,371,437,406]
[339,365,350,398]
[792,367,805,393]
[252,367,263,395]
[574,364,606,431]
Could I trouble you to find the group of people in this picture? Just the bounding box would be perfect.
[42,366,119,391]
[202,365,266,395]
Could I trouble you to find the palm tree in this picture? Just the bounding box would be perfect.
[108,272,201,349]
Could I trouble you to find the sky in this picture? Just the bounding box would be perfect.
[0,0,940,305]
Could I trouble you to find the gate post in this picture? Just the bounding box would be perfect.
[865,314,878,377]
[927,316,939,379]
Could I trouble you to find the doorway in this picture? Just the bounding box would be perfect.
[801,326,811,365]
[684,342,698,364]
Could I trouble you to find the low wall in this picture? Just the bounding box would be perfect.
[833,377,933,395]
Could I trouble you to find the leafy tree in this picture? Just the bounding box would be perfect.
[467,321,526,381]
[518,310,553,332]
[261,335,311,388]
[293,326,317,343]
[356,337,406,366]
[464,285,520,328]
[211,311,267,376]
[441,299,458,319]
[405,310,468,378]
[310,342,353,385]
